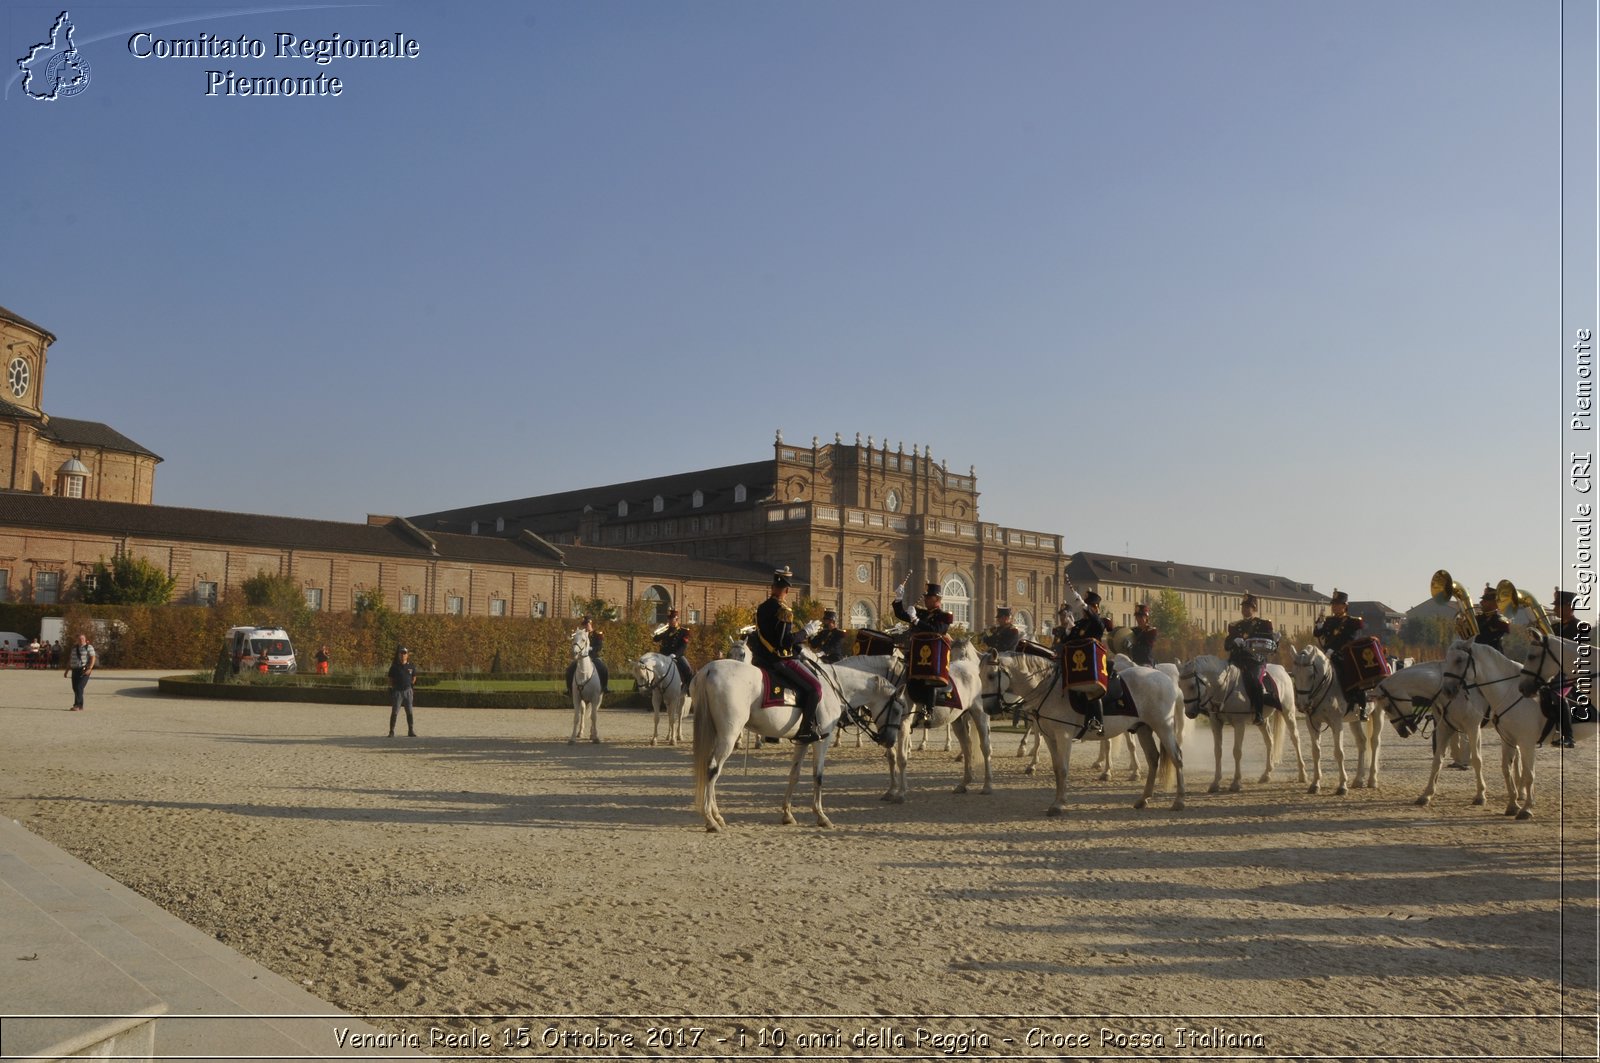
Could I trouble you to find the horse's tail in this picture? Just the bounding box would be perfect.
[1158,674,1183,790]
[1270,705,1286,767]
[691,670,713,813]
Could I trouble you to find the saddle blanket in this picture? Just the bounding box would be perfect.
[758,669,798,709]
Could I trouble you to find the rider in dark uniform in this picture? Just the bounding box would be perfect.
[1473,585,1511,652]
[1063,590,1111,732]
[1548,589,1585,748]
[889,581,955,747]
[806,609,849,663]
[1129,602,1159,667]
[1313,589,1370,720]
[985,607,1022,653]
[564,616,610,694]
[1226,593,1276,724]
[652,609,694,686]
[751,568,823,743]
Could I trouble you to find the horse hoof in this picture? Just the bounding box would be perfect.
[889,794,906,805]
[1134,798,1148,809]
[1414,796,1431,807]
[1504,807,1519,817]
[1229,783,1243,793]
[1307,785,1319,795]
[1296,773,1308,784]
[953,784,969,794]
[1335,786,1348,796]
[781,812,797,825]
[1515,809,1533,821]
[650,739,659,747]
[980,785,993,795]
[817,818,834,828]
[1352,780,1366,790]
[1170,799,1185,811]
[705,823,722,833]
[1207,784,1221,794]
[1023,766,1035,776]
[567,738,576,746]
[1045,806,1063,818]
[1472,795,1485,806]
[1096,772,1110,783]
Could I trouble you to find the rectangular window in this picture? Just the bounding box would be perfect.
[196,581,218,605]
[532,601,547,618]
[64,477,83,498]
[304,588,323,611]
[766,509,785,523]
[447,596,464,615]
[0,569,9,601]
[688,609,701,624]
[490,598,507,617]
[401,593,419,614]
[35,571,60,604]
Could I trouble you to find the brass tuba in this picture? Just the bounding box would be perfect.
[1431,569,1479,639]
[1496,579,1553,635]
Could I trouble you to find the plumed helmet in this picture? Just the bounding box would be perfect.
[1240,593,1259,609]
[1330,589,1349,605]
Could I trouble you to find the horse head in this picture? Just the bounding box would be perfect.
[571,630,591,659]
[630,655,661,688]
[1519,630,1561,696]
[1439,639,1475,698]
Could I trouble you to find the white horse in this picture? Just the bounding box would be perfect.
[1288,645,1383,794]
[1090,659,1183,782]
[1442,639,1596,820]
[983,651,1185,815]
[1177,655,1305,793]
[690,653,903,831]
[630,652,690,746]
[568,630,603,744]
[874,641,992,803]
[1367,659,1490,808]
[1519,628,1592,698]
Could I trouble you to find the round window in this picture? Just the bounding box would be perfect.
[1015,577,1027,595]
[856,563,871,584]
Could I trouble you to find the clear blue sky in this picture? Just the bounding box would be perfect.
[4,0,1569,615]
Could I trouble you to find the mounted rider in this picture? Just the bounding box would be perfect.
[984,606,1022,653]
[1474,584,1511,652]
[751,567,823,743]
[889,578,955,748]
[652,608,694,687]
[1062,589,1112,733]
[1546,588,1585,748]
[565,615,610,694]
[1225,592,1276,724]
[806,609,849,663]
[1313,589,1370,720]
[1128,602,1159,667]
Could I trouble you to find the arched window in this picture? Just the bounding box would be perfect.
[495,516,505,533]
[850,600,876,630]
[692,489,704,508]
[618,500,629,517]
[733,484,747,503]
[941,573,973,628]
[653,495,664,513]
[642,585,671,624]
[1014,610,1034,640]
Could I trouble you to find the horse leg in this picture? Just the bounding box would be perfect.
[879,736,899,803]
[589,689,602,743]
[701,726,742,832]
[1307,723,1324,794]
[1208,720,1225,794]
[1514,739,1536,820]
[1044,730,1072,817]
[1090,736,1109,776]
[781,743,806,825]
[1233,723,1250,791]
[1284,711,1307,783]
[954,715,975,794]
[809,738,835,828]
[569,683,582,744]
[893,726,910,804]
[1468,724,1486,805]
[1331,719,1348,796]
[651,694,662,747]
[974,711,994,795]
[1254,716,1276,785]
[1124,732,1140,781]
[1024,727,1041,775]
[1133,728,1159,808]
[1500,740,1520,817]
[1416,720,1451,807]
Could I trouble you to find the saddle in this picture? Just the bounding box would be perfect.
[1258,667,1284,712]
[1101,670,1136,717]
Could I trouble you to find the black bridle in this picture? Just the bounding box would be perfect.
[985,653,1062,724]
[1442,645,1532,728]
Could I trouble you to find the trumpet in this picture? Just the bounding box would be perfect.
[1430,569,1479,639]
[1496,579,1553,635]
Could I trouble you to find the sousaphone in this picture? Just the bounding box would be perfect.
[1109,626,1137,655]
[1430,569,1479,639]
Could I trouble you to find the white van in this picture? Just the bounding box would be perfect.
[225,626,297,674]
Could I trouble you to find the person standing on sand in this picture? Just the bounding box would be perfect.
[388,646,417,738]
[65,633,95,710]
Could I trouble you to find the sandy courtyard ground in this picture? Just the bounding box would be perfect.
[0,669,1595,1060]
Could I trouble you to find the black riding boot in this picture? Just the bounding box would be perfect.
[795,697,820,744]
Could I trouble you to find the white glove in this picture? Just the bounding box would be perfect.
[893,582,907,601]
[803,619,821,637]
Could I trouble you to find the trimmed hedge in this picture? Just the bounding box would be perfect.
[156,673,652,710]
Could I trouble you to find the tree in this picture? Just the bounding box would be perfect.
[242,570,304,611]
[1148,589,1189,640]
[569,594,620,621]
[82,555,176,605]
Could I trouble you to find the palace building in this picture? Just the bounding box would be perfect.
[412,432,1068,635]
[1065,551,1329,639]
[0,305,161,503]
